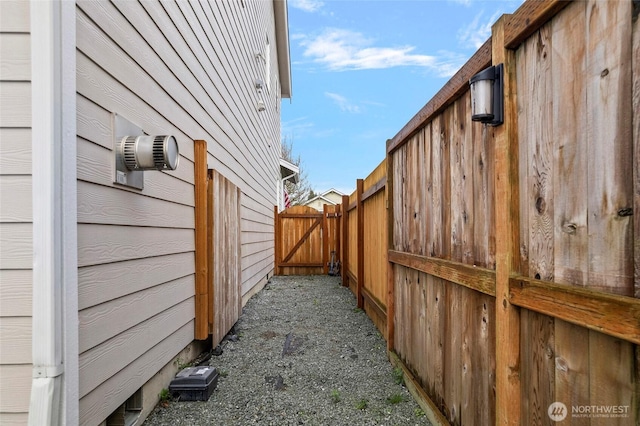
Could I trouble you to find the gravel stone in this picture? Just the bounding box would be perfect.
[144,275,432,426]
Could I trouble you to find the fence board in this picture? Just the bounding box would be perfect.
[517,18,556,423]
[550,3,591,416]
[209,170,242,347]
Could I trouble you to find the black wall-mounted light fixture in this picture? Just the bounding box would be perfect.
[469,63,504,126]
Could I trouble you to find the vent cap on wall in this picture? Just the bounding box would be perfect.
[120,135,179,171]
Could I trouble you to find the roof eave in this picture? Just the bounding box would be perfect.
[273,0,292,99]
[280,158,299,184]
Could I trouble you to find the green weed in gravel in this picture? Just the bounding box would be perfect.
[387,394,405,405]
[392,366,404,385]
[355,399,368,410]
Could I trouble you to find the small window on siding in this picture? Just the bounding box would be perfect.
[265,35,271,93]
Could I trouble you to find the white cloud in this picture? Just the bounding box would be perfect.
[457,10,502,49]
[281,116,314,138]
[325,92,361,113]
[289,0,324,12]
[298,28,461,76]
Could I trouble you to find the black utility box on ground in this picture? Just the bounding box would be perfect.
[169,366,219,401]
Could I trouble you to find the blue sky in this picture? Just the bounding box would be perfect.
[281,0,524,195]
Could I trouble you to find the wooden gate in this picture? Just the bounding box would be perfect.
[194,140,241,346]
[274,204,341,276]
[208,169,241,347]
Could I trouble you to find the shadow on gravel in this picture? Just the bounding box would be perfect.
[144,275,431,426]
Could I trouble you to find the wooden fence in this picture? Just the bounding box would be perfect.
[334,1,640,424]
[341,160,388,338]
[274,204,340,275]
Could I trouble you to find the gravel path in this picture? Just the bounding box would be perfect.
[143,275,431,426]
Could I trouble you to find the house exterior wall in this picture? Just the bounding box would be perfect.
[0,1,33,424]
[74,1,283,424]
[0,0,286,424]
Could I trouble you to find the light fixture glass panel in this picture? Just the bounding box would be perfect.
[470,78,494,121]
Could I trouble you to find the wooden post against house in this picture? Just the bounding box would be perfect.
[194,140,209,340]
[274,205,280,275]
[341,195,349,287]
[385,144,395,351]
[492,15,521,425]
[322,204,329,275]
[356,179,365,309]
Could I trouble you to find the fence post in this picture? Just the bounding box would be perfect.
[334,204,341,273]
[356,179,364,309]
[194,140,209,340]
[274,205,280,276]
[492,15,521,426]
[341,195,349,287]
[385,147,395,350]
[322,204,329,274]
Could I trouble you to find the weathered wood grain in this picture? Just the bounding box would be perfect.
[504,0,571,49]
[388,351,449,426]
[634,0,640,299]
[275,205,328,276]
[550,2,590,418]
[585,0,634,296]
[586,2,635,423]
[443,282,462,424]
[517,19,556,423]
[493,15,522,426]
[509,277,640,345]
[386,151,395,350]
[363,190,387,307]
[194,141,208,340]
[388,250,496,296]
[210,170,242,347]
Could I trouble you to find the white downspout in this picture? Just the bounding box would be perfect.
[29,1,78,425]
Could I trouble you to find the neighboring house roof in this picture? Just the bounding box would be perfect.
[304,188,345,206]
[273,0,292,98]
